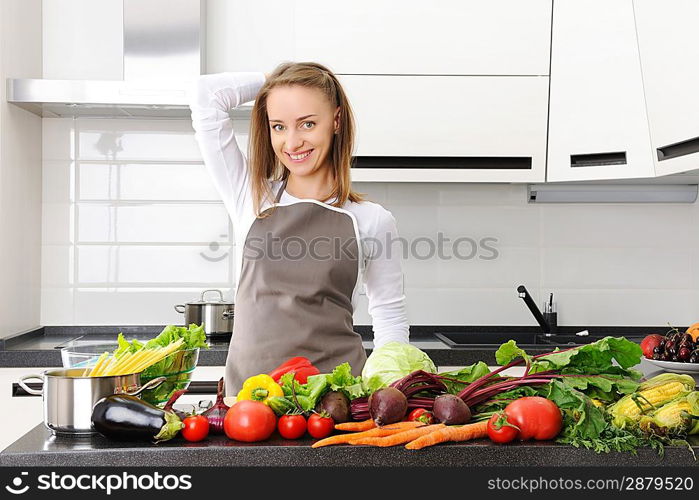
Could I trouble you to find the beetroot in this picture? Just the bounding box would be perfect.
[368,387,408,426]
[433,394,471,424]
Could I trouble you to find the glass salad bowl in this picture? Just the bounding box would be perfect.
[61,344,199,407]
[138,347,200,406]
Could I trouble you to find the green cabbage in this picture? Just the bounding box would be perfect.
[361,342,436,392]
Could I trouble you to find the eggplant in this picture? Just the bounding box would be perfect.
[91,394,183,442]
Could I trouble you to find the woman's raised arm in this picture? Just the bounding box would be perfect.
[188,72,266,220]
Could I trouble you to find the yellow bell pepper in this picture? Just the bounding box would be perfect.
[236,374,283,404]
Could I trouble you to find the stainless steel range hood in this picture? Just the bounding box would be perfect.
[7,0,240,119]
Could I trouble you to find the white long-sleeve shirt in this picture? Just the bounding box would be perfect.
[188,72,409,347]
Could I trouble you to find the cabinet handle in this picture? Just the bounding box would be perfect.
[12,379,221,397]
[657,136,699,161]
[352,156,532,170]
[570,152,627,168]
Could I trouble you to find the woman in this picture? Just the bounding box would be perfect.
[189,62,409,395]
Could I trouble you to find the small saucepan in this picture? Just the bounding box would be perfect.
[174,289,234,339]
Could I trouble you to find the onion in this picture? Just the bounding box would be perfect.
[202,378,229,434]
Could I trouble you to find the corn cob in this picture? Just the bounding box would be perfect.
[608,373,696,429]
[639,392,699,436]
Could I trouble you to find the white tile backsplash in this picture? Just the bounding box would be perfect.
[41,202,74,245]
[77,120,200,161]
[79,162,224,201]
[42,161,72,202]
[72,288,235,326]
[42,119,74,160]
[541,247,693,289]
[76,204,231,243]
[540,204,697,248]
[550,289,699,326]
[76,245,234,285]
[39,117,699,327]
[437,205,541,247]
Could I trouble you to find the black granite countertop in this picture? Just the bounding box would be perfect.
[3,325,697,467]
[2,424,697,467]
[0,325,668,368]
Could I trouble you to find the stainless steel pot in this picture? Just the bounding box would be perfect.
[174,289,234,339]
[18,370,166,436]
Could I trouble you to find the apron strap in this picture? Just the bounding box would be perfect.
[274,177,289,204]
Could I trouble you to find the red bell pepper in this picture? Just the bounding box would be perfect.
[268,356,320,384]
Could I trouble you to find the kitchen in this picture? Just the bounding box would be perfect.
[1,0,699,483]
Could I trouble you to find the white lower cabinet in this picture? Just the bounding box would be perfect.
[547,0,655,182]
[1,368,48,453]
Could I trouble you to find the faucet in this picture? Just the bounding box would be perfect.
[517,285,553,336]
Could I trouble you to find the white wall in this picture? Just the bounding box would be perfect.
[39,116,699,328]
[0,0,42,340]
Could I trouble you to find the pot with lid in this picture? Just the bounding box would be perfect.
[175,289,234,340]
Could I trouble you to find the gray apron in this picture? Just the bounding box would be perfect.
[225,178,367,395]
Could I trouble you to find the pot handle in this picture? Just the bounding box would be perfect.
[174,304,186,313]
[200,289,224,302]
[18,374,44,396]
[222,309,235,318]
[126,376,167,397]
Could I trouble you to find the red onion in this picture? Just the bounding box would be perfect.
[202,378,229,434]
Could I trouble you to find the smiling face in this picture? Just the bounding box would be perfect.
[267,85,340,179]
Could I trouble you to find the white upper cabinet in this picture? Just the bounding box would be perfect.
[293,0,552,76]
[208,0,553,76]
[344,75,549,182]
[634,0,699,177]
[206,0,295,74]
[547,0,655,182]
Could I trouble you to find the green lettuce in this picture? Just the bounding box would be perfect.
[143,324,208,350]
[278,372,329,412]
[113,333,143,359]
[361,342,437,392]
[326,362,366,400]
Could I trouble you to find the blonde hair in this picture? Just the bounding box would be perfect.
[248,61,364,216]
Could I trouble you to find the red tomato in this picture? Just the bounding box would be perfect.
[486,412,519,444]
[307,413,334,439]
[503,397,562,441]
[407,408,435,425]
[224,400,277,442]
[278,414,307,440]
[182,414,210,442]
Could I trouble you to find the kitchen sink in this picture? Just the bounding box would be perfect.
[434,332,540,348]
[539,334,647,346]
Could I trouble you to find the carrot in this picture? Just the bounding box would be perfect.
[334,419,375,432]
[405,421,488,450]
[312,421,421,448]
[350,424,446,447]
